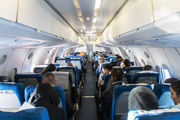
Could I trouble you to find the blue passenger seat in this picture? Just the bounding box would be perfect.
[0,107,49,120]
[111,84,152,120]
[131,72,160,84]
[25,85,66,120]
[55,58,67,66]
[14,73,43,88]
[128,109,180,120]
[153,83,174,107]
[0,82,24,107]
[33,65,47,73]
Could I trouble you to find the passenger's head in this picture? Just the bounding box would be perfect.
[128,86,158,110]
[121,59,131,68]
[116,56,122,60]
[66,61,73,67]
[102,64,112,75]
[143,65,153,71]
[170,80,180,105]
[41,63,56,75]
[110,61,117,67]
[98,57,105,65]
[111,68,124,83]
[109,52,113,55]
[164,77,178,84]
[42,73,57,87]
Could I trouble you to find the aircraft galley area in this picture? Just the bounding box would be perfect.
[1,0,180,120]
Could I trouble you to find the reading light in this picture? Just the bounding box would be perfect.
[92,26,95,30]
[86,17,90,20]
[94,0,102,10]
[82,26,85,29]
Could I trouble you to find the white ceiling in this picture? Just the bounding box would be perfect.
[48,0,126,34]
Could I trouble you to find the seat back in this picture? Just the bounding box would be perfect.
[111,84,152,120]
[25,85,66,120]
[52,72,73,95]
[0,107,49,120]
[132,72,160,84]
[130,61,134,66]
[69,58,83,73]
[153,83,174,107]
[125,67,143,79]
[0,83,24,108]
[55,58,67,66]
[128,109,180,120]
[14,73,42,88]
[73,55,84,61]
[104,58,109,63]
[33,65,47,73]
[45,63,60,67]
[56,67,78,90]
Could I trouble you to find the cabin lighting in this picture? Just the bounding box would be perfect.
[82,26,86,29]
[92,26,95,30]
[94,0,102,10]
[86,17,90,20]
[45,59,49,64]
[93,17,97,23]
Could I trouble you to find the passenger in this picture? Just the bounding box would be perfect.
[128,86,158,111]
[121,59,131,71]
[98,64,112,87]
[41,63,56,75]
[66,61,73,67]
[170,81,180,108]
[95,68,124,119]
[109,52,113,55]
[95,57,105,77]
[143,65,153,71]
[110,61,117,67]
[164,77,178,84]
[28,73,65,120]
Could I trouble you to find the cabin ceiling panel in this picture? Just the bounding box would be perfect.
[79,0,95,32]
[49,0,82,32]
[153,0,180,21]
[0,0,18,22]
[96,0,126,32]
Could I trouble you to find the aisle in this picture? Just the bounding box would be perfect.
[77,63,99,120]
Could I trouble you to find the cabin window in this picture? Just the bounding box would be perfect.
[161,66,171,82]
[141,59,146,66]
[28,52,33,59]
[144,52,150,58]
[31,62,37,72]
[0,55,7,65]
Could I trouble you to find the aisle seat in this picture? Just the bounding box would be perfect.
[111,84,152,120]
[55,58,67,66]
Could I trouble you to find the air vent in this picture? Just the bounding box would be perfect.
[0,55,7,65]
[144,52,150,58]
[28,52,34,59]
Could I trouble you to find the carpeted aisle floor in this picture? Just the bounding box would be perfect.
[77,63,99,120]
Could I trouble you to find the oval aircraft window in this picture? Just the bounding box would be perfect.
[0,55,7,65]
[161,65,171,82]
[28,52,34,59]
[144,52,150,58]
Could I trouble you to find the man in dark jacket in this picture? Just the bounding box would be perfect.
[28,73,65,120]
[95,68,124,119]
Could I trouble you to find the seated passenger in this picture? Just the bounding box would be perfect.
[41,63,56,75]
[128,86,158,111]
[66,61,73,67]
[95,68,124,119]
[95,57,105,77]
[164,77,178,84]
[98,64,112,88]
[169,81,180,109]
[143,65,153,71]
[121,59,131,71]
[28,73,65,120]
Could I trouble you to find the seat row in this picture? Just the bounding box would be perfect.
[110,83,174,120]
[0,82,66,120]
